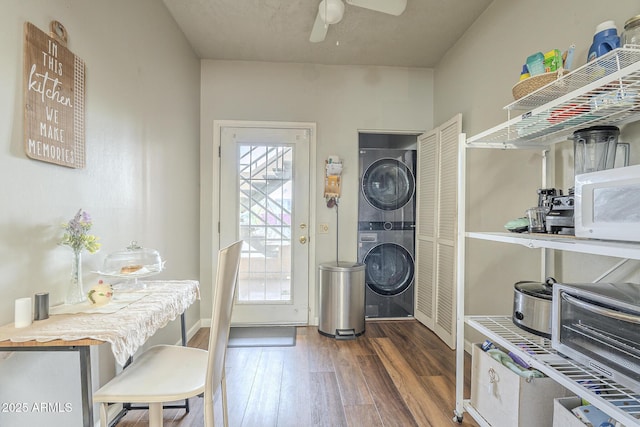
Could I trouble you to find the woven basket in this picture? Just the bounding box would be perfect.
[512,70,563,100]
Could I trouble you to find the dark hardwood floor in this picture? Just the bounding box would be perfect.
[114,319,478,427]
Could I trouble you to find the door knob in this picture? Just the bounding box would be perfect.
[299,236,308,244]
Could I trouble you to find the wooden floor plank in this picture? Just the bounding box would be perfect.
[306,328,338,373]
[343,404,383,427]
[384,321,446,351]
[340,332,378,357]
[371,336,446,426]
[113,405,144,427]
[378,321,455,377]
[331,341,375,406]
[180,397,205,427]
[224,347,263,426]
[186,327,209,350]
[309,371,348,427]
[357,354,418,427]
[360,320,388,338]
[277,333,312,427]
[240,349,285,427]
[420,375,479,427]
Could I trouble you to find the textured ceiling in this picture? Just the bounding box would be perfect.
[163,0,493,68]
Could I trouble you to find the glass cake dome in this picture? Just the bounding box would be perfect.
[98,241,165,279]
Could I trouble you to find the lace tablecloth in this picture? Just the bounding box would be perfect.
[0,280,199,366]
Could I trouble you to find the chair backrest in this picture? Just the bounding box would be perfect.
[205,240,243,399]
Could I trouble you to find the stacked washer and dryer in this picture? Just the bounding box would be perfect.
[358,148,416,318]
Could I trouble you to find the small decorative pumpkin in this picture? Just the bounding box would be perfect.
[87,280,113,306]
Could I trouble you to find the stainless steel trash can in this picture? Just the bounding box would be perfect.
[318,262,365,339]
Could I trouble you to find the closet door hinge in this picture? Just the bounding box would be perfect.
[218,146,221,157]
[217,221,220,233]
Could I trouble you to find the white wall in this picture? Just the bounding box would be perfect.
[0,1,200,425]
[200,61,433,322]
[434,0,640,332]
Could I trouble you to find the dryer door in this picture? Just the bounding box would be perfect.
[362,158,415,211]
[364,242,414,296]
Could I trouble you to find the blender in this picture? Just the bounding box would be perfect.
[572,125,620,176]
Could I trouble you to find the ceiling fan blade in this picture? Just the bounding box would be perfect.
[346,0,407,16]
[309,11,329,42]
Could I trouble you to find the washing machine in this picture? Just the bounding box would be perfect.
[358,148,416,317]
[359,149,416,223]
[358,227,415,318]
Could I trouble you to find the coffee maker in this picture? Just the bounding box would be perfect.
[545,189,575,235]
[534,188,575,235]
[537,188,557,211]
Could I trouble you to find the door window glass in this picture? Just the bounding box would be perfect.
[238,144,293,303]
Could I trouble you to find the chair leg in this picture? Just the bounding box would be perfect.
[204,398,214,427]
[99,403,109,427]
[148,402,164,427]
[221,374,229,427]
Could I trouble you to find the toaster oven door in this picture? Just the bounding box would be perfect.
[557,290,640,390]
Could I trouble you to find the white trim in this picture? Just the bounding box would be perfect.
[455,130,466,420]
[357,128,425,135]
[200,318,307,328]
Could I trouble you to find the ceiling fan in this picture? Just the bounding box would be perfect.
[309,0,407,43]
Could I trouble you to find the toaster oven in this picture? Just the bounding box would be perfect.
[552,282,640,393]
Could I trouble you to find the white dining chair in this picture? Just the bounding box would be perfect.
[93,240,244,427]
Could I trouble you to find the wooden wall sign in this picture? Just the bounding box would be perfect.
[24,21,85,168]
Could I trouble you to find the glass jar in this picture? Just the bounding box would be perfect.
[623,15,640,46]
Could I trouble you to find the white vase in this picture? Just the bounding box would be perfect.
[65,250,85,304]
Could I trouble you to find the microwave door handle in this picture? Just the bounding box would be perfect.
[561,292,640,324]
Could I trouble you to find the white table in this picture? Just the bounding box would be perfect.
[0,280,199,427]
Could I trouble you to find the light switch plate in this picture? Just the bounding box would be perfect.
[318,223,329,234]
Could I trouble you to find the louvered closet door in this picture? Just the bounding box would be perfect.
[415,114,461,350]
[416,131,437,329]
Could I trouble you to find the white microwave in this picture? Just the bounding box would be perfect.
[575,164,640,242]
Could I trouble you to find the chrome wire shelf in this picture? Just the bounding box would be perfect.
[467,47,640,148]
[466,316,640,426]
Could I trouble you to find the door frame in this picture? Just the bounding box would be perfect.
[212,120,317,326]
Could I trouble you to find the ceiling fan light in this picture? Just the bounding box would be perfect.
[318,0,345,25]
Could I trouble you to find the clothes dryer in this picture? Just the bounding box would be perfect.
[358,226,414,318]
[359,149,416,223]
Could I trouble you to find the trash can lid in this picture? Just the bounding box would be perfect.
[319,261,365,271]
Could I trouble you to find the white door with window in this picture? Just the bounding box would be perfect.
[218,121,313,325]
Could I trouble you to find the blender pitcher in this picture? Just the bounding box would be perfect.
[572,126,619,175]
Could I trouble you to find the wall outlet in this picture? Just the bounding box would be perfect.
[318,223,329,234]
